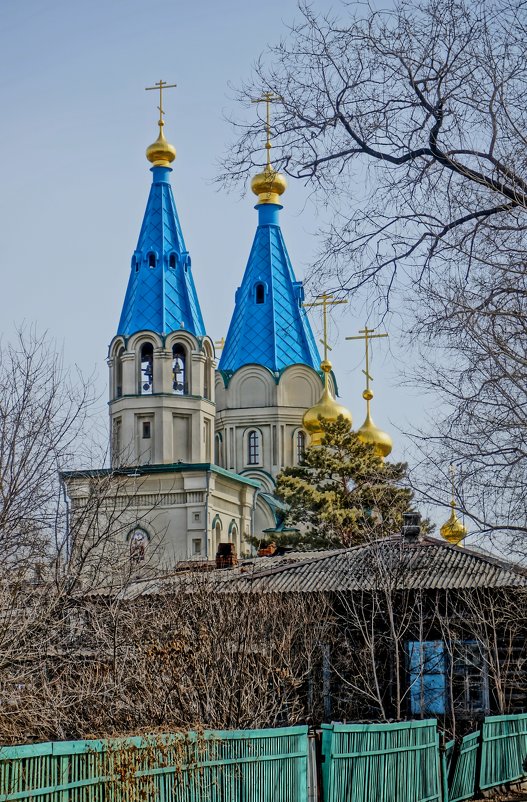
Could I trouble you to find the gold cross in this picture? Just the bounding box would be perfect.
[303,293,348,362]
[346,325,388,397]
[252,91,282,166]
[214,337,225,352]
[145,80,177,127]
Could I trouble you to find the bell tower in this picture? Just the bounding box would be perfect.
[108,82,215,468]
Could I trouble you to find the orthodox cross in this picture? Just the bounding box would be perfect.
[346,325,388,401]
[252,91,282,166]
[303,293,348,362]
[214,337,225,352]
[145,80,177,126]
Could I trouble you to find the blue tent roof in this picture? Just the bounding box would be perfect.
[219,204,320,374]
[117,165,205,338]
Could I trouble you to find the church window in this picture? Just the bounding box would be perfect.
[142,421,151,439]
[214,433,222,465]
[169,253,177,268]
[248,430,259,465]
[128,528,149,563]
[172,344,186,394]
[296,430,306,463]
[148,252,156,268]
[139,343,154,394]
[115,347,124,398]
[112,418,122,465]
[255,283,265,304]
[214,521,221,549]
[192,538,202,556]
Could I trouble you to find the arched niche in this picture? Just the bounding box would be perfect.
[278,365,324,408]
[229,366,275,408]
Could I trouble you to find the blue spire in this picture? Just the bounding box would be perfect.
[117,166,206,338]
[219,203,320,374]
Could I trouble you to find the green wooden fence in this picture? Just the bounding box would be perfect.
[480,712,527,790]
[0,726,309,802]
[321,720,441,802]
[2,715,527,802]
[444,730,480,802]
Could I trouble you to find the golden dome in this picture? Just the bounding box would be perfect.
[440,502,467,546]
[303,360,352,446]
[251,164,287,205]
[146,124,176,167]
[357,409,393,459]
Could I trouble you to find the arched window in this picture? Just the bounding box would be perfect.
[115,346,124,398]
[255,283,265,304]
[128,528,149,563]
[172,344,186,394]
[169,253,176,268]
[214,433,222,465]
[296,430,306,463]
[214,521,221,550]
[139,343,154,394]
[248,430,259,465]
[148,252,156,268]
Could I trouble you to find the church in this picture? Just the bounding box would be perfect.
[63,88,413,568]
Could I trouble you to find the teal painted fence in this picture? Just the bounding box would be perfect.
[2,715,527,802]
[0,726,309,802]
[321,720,441,802]
[446,730,480,802]
[480,712,527,790]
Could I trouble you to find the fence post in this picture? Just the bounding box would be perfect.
[474,723,485,796]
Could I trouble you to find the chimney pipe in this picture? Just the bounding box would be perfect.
[402,511,422,542]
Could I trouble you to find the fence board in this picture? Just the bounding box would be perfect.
[447,730,480,802]
[321,720,441,802]
[480,713,527,790]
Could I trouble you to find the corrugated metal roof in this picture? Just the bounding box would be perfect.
[214,536,527,593]
[99,537,527,600]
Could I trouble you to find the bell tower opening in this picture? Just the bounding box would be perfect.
[140,343,154,394]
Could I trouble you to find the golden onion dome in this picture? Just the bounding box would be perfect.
[303,360,352,446]
[251,164,287,205]
[440,502,467,546]
[356,388,392,458]
[146,124,176,167]
[357,409,393,459]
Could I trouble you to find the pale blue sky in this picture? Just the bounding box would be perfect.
[0,0,429,468]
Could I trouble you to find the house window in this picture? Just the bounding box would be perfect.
[255,283,265,304]
[142,421,151,439]
[193,511,201,523]
[148,252,156,268]
[192,538,202,556]
[169,253,176,268]
[408,641,446,715]
[248,430,259,465]
[296,430,306,463]
[140,343,154,394]
[452,641,489,715]
[172,344,186,395]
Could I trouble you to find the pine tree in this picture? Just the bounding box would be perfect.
[268,416,416,550]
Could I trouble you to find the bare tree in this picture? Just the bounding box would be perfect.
[221,0,527,547]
